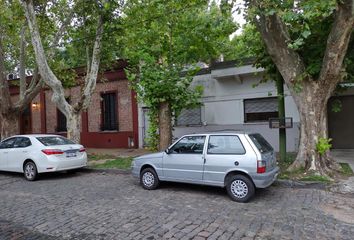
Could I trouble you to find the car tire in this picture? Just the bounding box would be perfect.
[226,175,255,203]
[23,161,38,181]
[140,168,159,190]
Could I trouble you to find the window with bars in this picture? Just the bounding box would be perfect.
[101,92,118,131]
[56,98,70,132]
[56,110,67,132]
[176,107,202,126]
[244,97,278,122]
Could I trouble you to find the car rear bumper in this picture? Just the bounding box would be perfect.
[39,157,87,173]
[251,166,279,188]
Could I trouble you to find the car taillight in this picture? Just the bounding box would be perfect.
[42,149,64,155]
[257,160,266,173]
[79,147,86,152]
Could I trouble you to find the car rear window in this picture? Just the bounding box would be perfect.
[248,133,273,153]
[36,136,75,146]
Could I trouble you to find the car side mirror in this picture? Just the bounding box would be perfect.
[165,148,171,154]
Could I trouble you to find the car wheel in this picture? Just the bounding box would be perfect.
[226,175,255,202]
[23,161,38,181]
[140,168,159,190]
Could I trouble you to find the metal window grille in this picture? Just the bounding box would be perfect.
[101,93,118,131]
[56,110,67,132]
[176,107,202,126]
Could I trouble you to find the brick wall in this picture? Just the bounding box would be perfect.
[88,80,133,132]
[45,91,58,133]
[31,95,41,133]
[44,79,132,134]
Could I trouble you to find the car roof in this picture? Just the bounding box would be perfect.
[7,134,63,138]
[181,131,255,136]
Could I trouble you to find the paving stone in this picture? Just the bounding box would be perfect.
[0,171,353,239]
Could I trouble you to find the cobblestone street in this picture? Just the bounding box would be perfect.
[1,171,354,240]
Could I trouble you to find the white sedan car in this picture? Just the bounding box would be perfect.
[0,134,87,181]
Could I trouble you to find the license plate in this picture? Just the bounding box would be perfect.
[66,152,77,158]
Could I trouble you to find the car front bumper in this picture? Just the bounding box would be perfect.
[251,166,280,188]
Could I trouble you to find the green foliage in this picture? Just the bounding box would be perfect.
[122,0,235,148]
[331,99,342,113]
[300,175,331,183]
[339,163,354,176]
[145,109,159,151]
[316,138,332,155]
[126,60,203,150]
[245,0,353,82]
[88,153,116,161]
[92,157,133,170]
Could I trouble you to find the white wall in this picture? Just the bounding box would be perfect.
[193,70,300,125]
[138,63,301,151]
[175,64,301,152]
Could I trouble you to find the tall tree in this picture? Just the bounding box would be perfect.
[23,0,118,143]
[123,0,237,150]
[225,24,287,162]
[0,0,42,139]
[245,0,354,175]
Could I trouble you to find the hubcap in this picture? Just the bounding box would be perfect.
[142,172,155,187]
[25,164,35,179]
[230,179,248,199]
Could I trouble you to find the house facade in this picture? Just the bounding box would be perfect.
[138,60,354,152]
[5,60,139,148]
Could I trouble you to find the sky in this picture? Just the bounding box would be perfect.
[232,0,246,36]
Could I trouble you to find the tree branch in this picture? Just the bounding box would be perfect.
[0,34,11,111]
[19,23,27,100]
[75,15,104,111]
[23,0,72,116]
[14,68,43,112]
[319,0,354,84]
[51,8,75,48]
[249,0,306,85]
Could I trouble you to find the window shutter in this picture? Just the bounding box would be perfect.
[244,98,278,113]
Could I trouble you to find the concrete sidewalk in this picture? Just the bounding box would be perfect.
[331,149,354,171]
[331,149,354,194]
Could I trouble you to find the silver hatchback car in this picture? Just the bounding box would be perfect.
[132,132,279,202]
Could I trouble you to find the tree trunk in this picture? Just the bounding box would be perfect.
[0,112,19,140]
[66,112,81,144]
[276,72,286,162]
[158,102,172,151]
[289,82,340,175]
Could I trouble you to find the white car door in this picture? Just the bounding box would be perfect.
[162,135,206,181]
[0,137,17,171]
[8,137,32,172]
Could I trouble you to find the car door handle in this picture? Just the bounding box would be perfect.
[3,152,8,154]
[22,151,28,153]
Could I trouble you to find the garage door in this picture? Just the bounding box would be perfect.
[328,95,354,149]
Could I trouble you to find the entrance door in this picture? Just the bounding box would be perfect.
[20,106,32,134]
[328,96,354,149]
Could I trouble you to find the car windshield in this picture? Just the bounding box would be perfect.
[248,133,273,153]
[36,136,75,146]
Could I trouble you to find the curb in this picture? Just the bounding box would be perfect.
[80,167,131,175]
[274,179,327,190]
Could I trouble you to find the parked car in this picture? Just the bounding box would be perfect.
[0,134,87,181]
[132,132,279,202]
